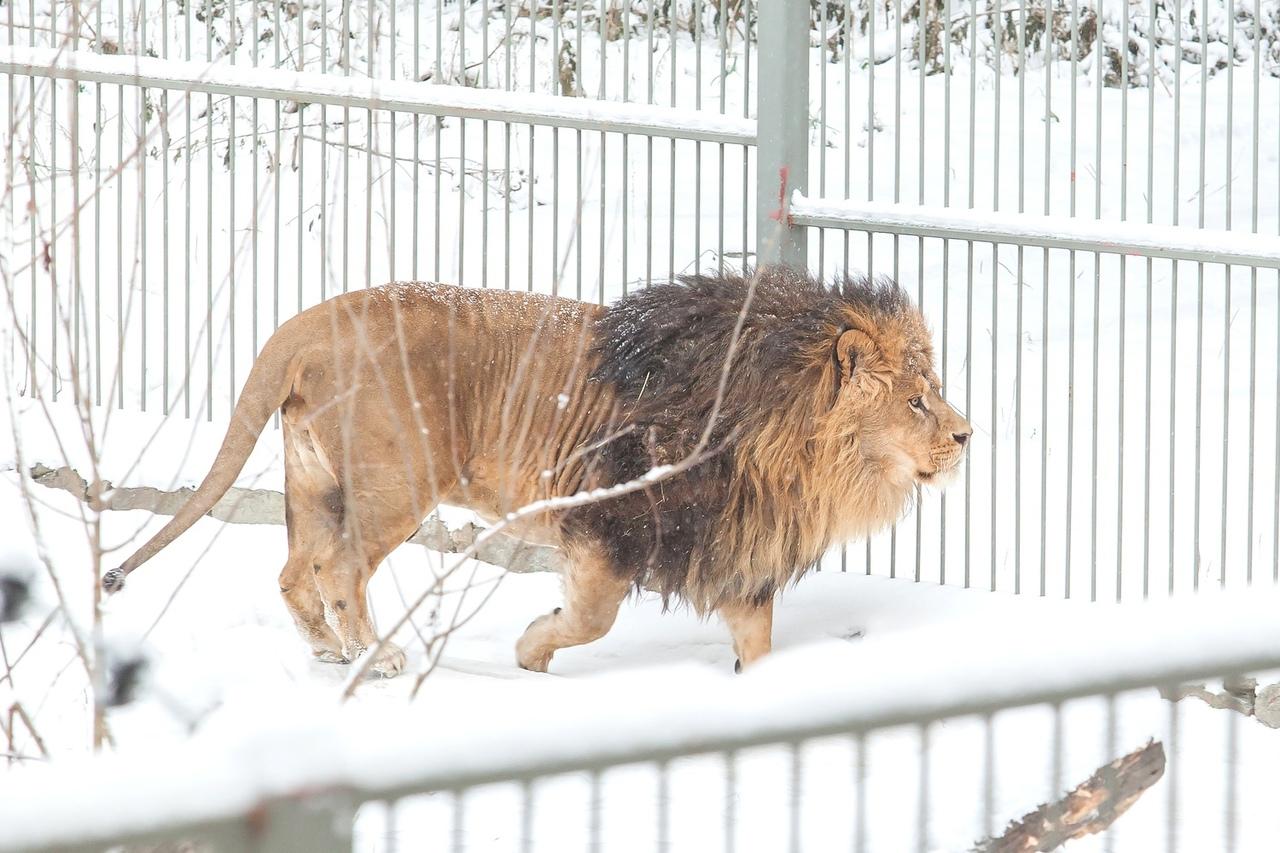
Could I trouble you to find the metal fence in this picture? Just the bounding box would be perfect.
[5,1,1279,607]
[3,1,1279,603]
[4,592,1280,853]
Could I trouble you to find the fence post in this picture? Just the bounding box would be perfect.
[253,796,354,853]
[755,0,810,270]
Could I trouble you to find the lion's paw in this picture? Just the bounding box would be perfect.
[515,637,553,673]
[371,643,407,678]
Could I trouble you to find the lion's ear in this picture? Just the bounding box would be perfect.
[835,328,878,388]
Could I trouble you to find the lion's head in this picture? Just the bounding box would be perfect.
[579,267,971,611]
[824,281,971,489]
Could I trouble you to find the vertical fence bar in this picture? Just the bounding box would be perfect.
[990,0,1002,593]
[742,0,751,282]
[519,780,533,853]
[965,0,976,590]
[1170,0,1183,595]
[94,0,103,405]
[1013,0,1025,597]
[668,6,678,283]
[788,741,802,853]
[982,713,995,839]
[1166,698,1179,852]
[916,723,930,853]
[916,0,926,584]
[451,790,465,853]
[1118,0,1131,605]
[1246,0,1261,586]
[1090,7,1102,601]
[723,749,737,853]
[754,0,808,269]
[940,0,953,589]
[1040,0,1052,598]
[854,732,868,853]
[1221,0,1236,590]
[656,760,670,852]
[227,0,235,415]
[182,0,191,415]
[1144,0,1156,599]
[1066,0,1078,598]
[816,0,828,280]
[589,769,602,852]
[1193,0,1207,593]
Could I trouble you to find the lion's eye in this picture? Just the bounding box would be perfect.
[909,396,924,412]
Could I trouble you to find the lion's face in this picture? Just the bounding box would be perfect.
[830,315,972,486]
[888,369,971,484]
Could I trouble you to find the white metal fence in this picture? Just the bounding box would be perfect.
[4,590,1280,853]
[4,0,1278,604]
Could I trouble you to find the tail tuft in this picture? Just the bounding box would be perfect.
[102,568,126,594]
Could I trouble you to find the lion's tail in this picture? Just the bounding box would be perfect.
[102,330,300,594]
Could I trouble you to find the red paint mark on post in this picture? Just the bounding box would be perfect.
[768,166,790,223]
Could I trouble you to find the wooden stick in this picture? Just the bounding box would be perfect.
[1159,677,1280,729]
[972,740,1165,853]
[27,462,565,575]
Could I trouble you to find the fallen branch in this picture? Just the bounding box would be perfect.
[972,740,1165,853]
[1159,675,1280,728]
[26,463,565,575]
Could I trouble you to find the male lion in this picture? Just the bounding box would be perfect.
[103,268,970,676]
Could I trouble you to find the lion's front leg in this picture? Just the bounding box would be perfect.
[718,597,774,672]
[516,545,630,672]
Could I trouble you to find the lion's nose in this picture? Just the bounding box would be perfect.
[953,431,970,447]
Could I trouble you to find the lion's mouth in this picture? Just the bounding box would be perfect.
[917,454,964,483]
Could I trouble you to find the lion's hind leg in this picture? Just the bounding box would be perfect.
[280,423,351,663]
[307,539,408,678]
[306,477,439,678]
[515,542,631,673]
[279,553,346,663]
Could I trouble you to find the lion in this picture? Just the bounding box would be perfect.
[102,268,970,676]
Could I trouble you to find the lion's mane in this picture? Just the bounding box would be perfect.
[564,267,920,612]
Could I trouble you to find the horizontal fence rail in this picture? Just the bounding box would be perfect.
[0,47,757,145]
[4,588,1280,853]
[791,195,1280,270]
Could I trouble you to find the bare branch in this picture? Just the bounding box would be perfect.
[972,740,1166,853]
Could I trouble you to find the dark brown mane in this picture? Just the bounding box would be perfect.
[563,268,919,612]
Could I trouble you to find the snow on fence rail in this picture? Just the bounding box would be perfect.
[0,46,757,146]
[789,195,1280,271]
[4,587,1280,853]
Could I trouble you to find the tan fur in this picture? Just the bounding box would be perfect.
[106,278,969,675]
